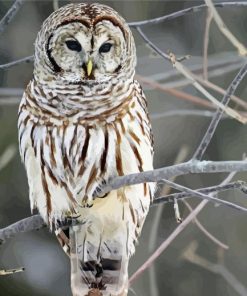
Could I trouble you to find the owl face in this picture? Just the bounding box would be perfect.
[48,21,126,82]
[34,3,136,85]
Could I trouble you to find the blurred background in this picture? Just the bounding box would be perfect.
[1,0,247,295]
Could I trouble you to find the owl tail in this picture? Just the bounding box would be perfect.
[69,219,129,296]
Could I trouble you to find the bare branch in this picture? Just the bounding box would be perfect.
[129,172,235,285]
[150,109,240,120]
[129,199,208,285]
[0,267,25,276]
[205,0,247,56]
[0,0,24,35]
[53,0,59,11]
[0,171,245,245]
[154,180,247,205]
[138,73,247,111]
[0,145,17,171]
[101,160,247,197]
[148,146,189,296]
[136,27,247,123]
[183,200,229,250]
[0,97,21,105]
[0,55,34,70]
[0,88,23,96]
[152,178,247,212]
[158,59,244,90]
[0,215,45,245]
[193,62,247,160]
[136,74,213,108]
[128,2,247,27]
[150,110,216,120]
[203,9,213,80]
[195,76,247,110]
[183,241,247,296]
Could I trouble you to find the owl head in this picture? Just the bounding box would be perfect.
[34,3,136,85]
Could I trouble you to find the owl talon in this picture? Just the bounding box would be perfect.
[97,193,108,199]
[55,215,81,228]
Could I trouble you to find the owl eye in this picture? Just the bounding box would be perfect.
[99,43,112,54]
[65,40,82,52]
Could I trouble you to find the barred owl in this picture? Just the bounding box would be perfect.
[18,3,154,296]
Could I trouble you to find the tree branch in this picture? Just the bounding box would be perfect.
[193,62,247,159]
[152,178,247,212]
[154,181,247,205]
[183,200,229,250]
[128,2,247,27]
[100,160,247,196]
[0,55,34,70]
[148,146,189,296]
[129,172,235,285]
[203,8,213,80]
[0,215,45,245]
[0,267,25,276]
[137,73,247,111]
[0,0,24,35]
[0,168,247,244]
[136,74,213,108]
[136,27,247,123]
[129,199,209,285]
[182,241,247,296]
[205,0,247,56]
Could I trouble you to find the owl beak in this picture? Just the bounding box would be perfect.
[87,59,93,76]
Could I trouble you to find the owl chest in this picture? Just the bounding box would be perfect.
[21,114,151,204]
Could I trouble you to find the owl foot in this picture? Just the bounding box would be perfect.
[92,179,109,199]
[55,214,81,228]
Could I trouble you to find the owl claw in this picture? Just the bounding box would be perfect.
[55,215,81,228]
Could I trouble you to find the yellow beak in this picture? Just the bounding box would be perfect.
[87,59,93,76]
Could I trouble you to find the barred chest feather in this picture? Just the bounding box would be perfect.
[18,79,154,227]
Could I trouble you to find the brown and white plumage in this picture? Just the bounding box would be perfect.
[18,3,154,296]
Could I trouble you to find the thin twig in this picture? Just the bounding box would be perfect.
[151,110,247,121]
[183,200,229,249]
[0,88,23,96]
[195,76,247,110]
[136,74,213,108]
[138,73,247,111]
[0,0,24,35]
[193,62,247,160]
[129,200,208,285]
[169,52,247,123]
[129,172,235,285]
[136,27,247,123]
[183,241,247,296]
[0,145,17,171]
[0,55,34,70]
[148,146,189,296]
[0,97,21,105]
[0,267,25,276]
[53,0,59,11]
[203,9,213,80]
[157,60,244,90]
[154,180,247,205]
[128,2,247,27]
[150,109,225,120]
[153,178,247,212]
[205,0,247,56]
[138,51,244,81]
